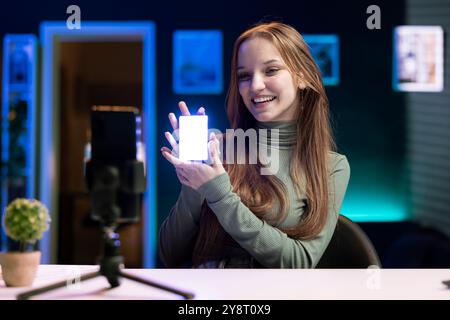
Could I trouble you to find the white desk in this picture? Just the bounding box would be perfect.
[0,265,449,300]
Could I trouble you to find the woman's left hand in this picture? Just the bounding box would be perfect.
[161,132,225,190]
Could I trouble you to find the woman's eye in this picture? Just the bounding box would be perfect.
[266,68,279,75]
[237,73,250,81]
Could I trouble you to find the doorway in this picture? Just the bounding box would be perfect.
[58,41,143,266]
[39,22,156,267]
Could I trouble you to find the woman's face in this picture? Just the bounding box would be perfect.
[237,37,300,122]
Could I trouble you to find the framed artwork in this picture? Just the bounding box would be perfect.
[173,30,223,94]
[303,35,340,86]
[393,26,444,92]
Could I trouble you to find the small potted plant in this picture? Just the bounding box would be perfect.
[0,198,50,287]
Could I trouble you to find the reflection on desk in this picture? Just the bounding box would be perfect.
[0,265,449,300]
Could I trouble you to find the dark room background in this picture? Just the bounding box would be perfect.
[0,0,449,268]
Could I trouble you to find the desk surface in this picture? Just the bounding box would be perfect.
[1,265,449,300]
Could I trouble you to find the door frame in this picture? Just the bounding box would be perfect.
[39,21,156,267]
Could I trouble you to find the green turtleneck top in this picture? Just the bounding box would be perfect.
[158,121,350,268]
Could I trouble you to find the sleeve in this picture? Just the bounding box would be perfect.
[196,154,350,268]
[158,184,205,267]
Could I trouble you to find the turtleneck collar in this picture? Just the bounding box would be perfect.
[255,121,297,149]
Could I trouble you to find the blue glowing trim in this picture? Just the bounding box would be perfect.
[29,37,37,200]
[39,21,156,267]
[173,30,223,94]
[303,35,340,86]
[1,36,9,250]
[142,24,157,268]
[392,28,399,91]
[39,23,57,264]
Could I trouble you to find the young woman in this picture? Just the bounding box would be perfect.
[159,22,350,268]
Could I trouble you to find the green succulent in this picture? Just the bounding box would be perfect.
[3,198,51,252]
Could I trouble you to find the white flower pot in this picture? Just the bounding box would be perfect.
[0,251,41,287]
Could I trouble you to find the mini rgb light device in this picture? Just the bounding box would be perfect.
[178,115,208,161]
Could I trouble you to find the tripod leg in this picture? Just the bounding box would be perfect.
[119,271,194,299]
[17,271,101,300]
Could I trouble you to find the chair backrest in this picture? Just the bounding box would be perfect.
[316,215,381,268]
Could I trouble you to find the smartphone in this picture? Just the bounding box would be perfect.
[178,115,208,161]
[91,107,137,162]
[87,106,145,224]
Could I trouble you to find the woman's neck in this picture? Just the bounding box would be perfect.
[255,120,297,149]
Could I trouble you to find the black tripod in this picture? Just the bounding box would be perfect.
[17,164,194,300]
[17,226,194,300]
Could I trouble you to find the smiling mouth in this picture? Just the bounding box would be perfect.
[251,96,277,105]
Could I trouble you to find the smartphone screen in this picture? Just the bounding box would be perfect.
[91,108,137,162]
[178,115,208,161]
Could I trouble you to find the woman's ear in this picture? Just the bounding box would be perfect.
[298,80,306,90]
[296,73,307,89]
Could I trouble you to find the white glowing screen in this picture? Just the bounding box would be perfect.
[178,115,208,161]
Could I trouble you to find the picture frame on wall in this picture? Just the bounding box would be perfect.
[393,26,444,92]
[173,30,223,94]
[303,34,340,86]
